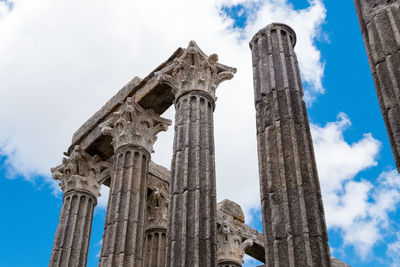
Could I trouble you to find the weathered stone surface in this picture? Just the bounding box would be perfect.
[67,48,184,158]
[143,229,167,267]
[217,199,245,223]
[155,40,236,102]
[49,145,105,267]
[250,23,331,266]
[98,99,170,266]
[143,187,169,267]
[71,77,142,148]
[157,41,236,267]
[216,200,257,267]
[331,257,351,267]
[148,160,170,184]
[99,97,171,153]
[148,167,266,264]
[51,145,110,196]
[99,146,150,267]
[355,0,400,172]
[49,191,97,267]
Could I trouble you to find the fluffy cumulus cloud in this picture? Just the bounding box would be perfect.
[312,113,400,259]
[388,233,400,267]
[0,0,327,218]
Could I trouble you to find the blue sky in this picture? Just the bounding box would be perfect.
[0,0,400,266]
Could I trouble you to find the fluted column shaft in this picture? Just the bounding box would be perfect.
[355,0,400,172]
[99,146,149,266]
[143,186,168,267]
[166,91,217,266]
[155,40,236,267]
[50,145,103,267]
[250,23,331,266]
[50,191,96,267]
[143,229,167,267]
[98,97,171,267]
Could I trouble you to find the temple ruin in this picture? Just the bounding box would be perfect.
[47,13,400,264]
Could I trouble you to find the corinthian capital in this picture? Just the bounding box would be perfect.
[155,40,236,101]
[217,215,254,266]
[147,188,169,229]
[51,145,109,197]
[99,97,171,152]
[217,200,256,266]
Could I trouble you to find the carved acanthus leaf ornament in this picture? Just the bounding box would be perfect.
[51,145,110,197]
[155,40,237,101]
[217,210,255,265]
[147,188,169,229]
[100,97,171,152]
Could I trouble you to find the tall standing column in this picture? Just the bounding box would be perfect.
[355,0,400,172]
[156,41,236,267]
[143,188,168,267]
[98,98,171,267]
[250,23,331,266]
[49,145,106,267]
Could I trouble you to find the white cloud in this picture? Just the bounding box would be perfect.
[388,233,400,267]
[0,0,327,221]
[0,2,10,20]
[98,185,110,210]
[312,114,400,259]
[244,0,326,102]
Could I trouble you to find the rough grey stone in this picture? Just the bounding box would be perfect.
[157,41,236,267]
[355,0,400,172]
[98,99,170,266]
[49,146,104,267]
[331,257,351,267]
[250,23,331,266]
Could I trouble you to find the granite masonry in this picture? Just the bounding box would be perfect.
[250,24,331,266]
[355,0,400,173]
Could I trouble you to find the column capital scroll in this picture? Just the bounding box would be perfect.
[217,200,256,266]
[217,214,254,266]
[51,145,109,197]
[99,97,171,152]
[155,40,237,102]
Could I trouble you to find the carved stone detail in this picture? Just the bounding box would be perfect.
[51,145,109,197]
[143,185,169,267]
[217,217,253,266]
[49,145,109,267]
[217,200,256,267]
[147,188,169,230]
[155,40,236,101]
[161,42,236,267]
[100,97,171,152]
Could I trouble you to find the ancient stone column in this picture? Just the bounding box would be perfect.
[216,200,254,267]
[249,23,331,266]
[98,98,171,267]
[354,0,400,173]
[155,41,236,266]
[49,145,107,267]
[143,188,168,267]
